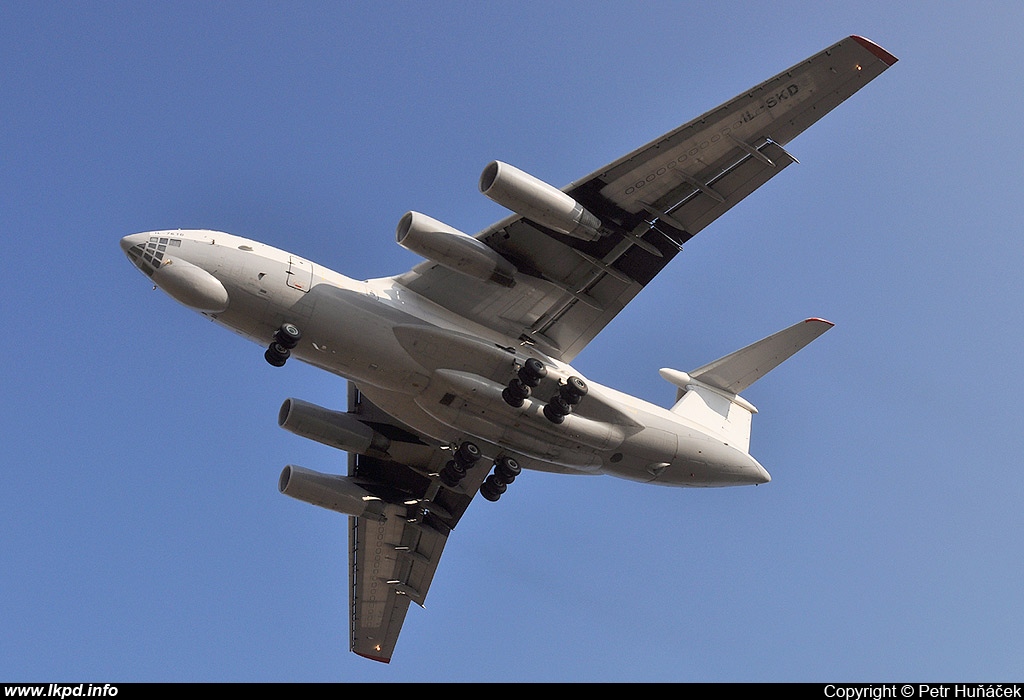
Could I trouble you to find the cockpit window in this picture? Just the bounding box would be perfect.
[126,235,180,277]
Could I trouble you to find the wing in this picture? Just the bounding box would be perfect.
[395,35,896,361]
[344,383,488,663]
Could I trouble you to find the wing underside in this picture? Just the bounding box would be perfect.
[395,36,896,362]
[345,384,487,663]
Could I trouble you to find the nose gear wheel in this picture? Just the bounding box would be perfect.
[265,323,302,366]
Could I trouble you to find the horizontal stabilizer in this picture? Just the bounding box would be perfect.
[689,318,833,395]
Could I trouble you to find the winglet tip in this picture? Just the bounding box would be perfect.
[804,317,835,328]
[850,35,899,66]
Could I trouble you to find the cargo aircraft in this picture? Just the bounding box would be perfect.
[121,36,896,662]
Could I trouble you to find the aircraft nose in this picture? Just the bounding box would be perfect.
[120,233,147,254]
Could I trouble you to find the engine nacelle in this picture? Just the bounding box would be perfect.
[279,465,386,520]
[480,161,603,242]
[278,398,390,455]
[397,211,516,287]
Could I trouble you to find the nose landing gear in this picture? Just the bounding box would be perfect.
[264,323,302,367]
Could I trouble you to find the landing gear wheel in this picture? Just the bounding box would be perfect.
[440,459,466,487]
[544,376,586,419]
[542,402,567,424]
[455,441,481,467]
[274,322,302,349]
[480,474,508,502]
[502,387,525,408]
[517,358,548,388]
[264,348,287,367]
[543,389,572,422]
[502,378,531,407]
[494,455,521,483]
[264,344,289,367]
[559,376,588,404]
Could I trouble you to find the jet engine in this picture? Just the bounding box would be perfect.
[279,465,387,520]
[479,161,604,242]
[278,398,390,455]
[397,211,516,287]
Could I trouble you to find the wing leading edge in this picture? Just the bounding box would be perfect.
[395,36,896,362]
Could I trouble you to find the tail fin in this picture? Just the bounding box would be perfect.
[660,318,833,452]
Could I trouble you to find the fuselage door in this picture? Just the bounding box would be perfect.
[287,256,313,292]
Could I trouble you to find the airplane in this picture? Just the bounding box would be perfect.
[120,35,896,663]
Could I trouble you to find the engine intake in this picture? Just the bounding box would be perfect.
[397,211,516,287]
[480,161,603,242]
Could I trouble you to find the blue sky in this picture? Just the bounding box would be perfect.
[3,0,1022,682]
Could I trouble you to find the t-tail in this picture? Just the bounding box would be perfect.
[660,319,834,454]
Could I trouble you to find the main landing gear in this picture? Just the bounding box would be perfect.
[265,322,302,367]
[542,375,588,424]
[480,455,521,502]
[439,441,482,488]
[439,441,522,503]
[501,358,588,425]
[501,358,546,407]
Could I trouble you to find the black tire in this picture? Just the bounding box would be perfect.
[275,322,302,349]
[562,376,588,400]
[559,386,582,405]
[494,456,521,482]
[502,387,525,408]
[480,475,507,501]
[547,395,573,416]
[264,347,287,367]
[484,474,507,495]
[455,441,481,466]
[523,357,546,376]
[440,460,466,487]
[518,358,547,387]
[507,378,531,400]
[543,403,566,424]
[269,342,291,360]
